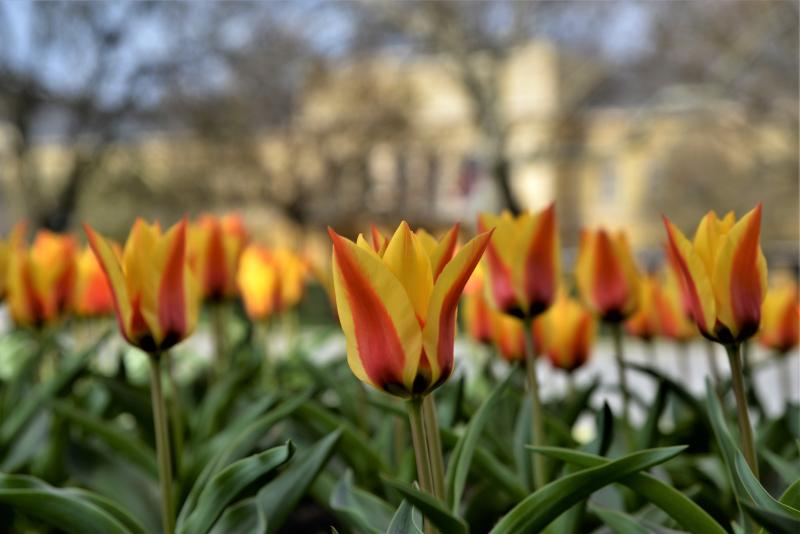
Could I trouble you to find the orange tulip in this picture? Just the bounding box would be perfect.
[576,228,639,321]
[759,282,799,353]
[84,219,200,353]
[664,205,767,344]
[625,275,660,341]
[237,245,308,321]
[7,230,76,327]
[329,221,491,397]
[188,214,248,301]
[71,247,115,317]
[0,224,26,301]
[477,204,560,318]
[489,309,526,362]
[462,266,492,344]
[534,292,596,372]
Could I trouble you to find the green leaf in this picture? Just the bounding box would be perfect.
[386,499,423,534]
[734,451,800,521]
[586,402,614,456]
[780,479,800,510]
[179,392,310,526]
[381,477,468,534]
[258,430,342,534]
[63,488,148,534]
[0,473,134,534]
[446,368,516,511]
[530,446,726,534]
[705,379,750,503]
[741,502,800,534]
[178,442,294,534]
[762,448,800,486]
[638,380,668,450]
[209,498,267,534]
[590,505,650,534]
[0,331,110,446]
[330,470,395,534]
[52,400,157,478]
[489,446,687,534]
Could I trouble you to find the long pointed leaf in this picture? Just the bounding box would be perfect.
[381,477,468,534]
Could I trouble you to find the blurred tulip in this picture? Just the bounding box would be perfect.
[237,245,308,321]
[655,255,697,342]
[188,214,248,301]
[85,218,200,353]
[489,309,526,362]
[71,246,114,317]
[462,266,493,344]
[535,292,596,372]
[0,223,25,302]
[7,229,76,327]
[477,204,559,318]
[576,228,640,321]
[759,282,799,353]
[624,275,660,341]
[329,221,491,397]
[663,205,767,344]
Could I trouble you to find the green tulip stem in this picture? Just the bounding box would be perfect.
[523,323,547,490]
[725,343,759,479]
[149,354,175,534]
[164,352,184,472]
[611,322,632,448]
[407,397,434,534]
[211,302,227,375]
[422,394,446,503]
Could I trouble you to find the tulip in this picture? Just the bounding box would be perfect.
[758,282,798,354]
[477,204,559,318]
[534,292,596,373]
[624,275,660,342]
[85,218,200,533]
[576,227,639,447]
[329,221,491,505]
[663,204,767,477]
[71,247,115,317]
[188,214,248,301]
[7,230,76,327]
[489,309,526,362]
[0,223,26,302]
[237,245,308,322]
[655,255,697,342]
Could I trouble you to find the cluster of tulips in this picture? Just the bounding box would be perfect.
[0,201,797,533]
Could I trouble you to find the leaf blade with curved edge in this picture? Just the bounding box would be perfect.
[330,470,394,534]
[386,499,423,534]
[529,446,727,534]
[446,368,516,512]
[489,446,687,534]
[0,473,134,534]
[258,430,342,534]
[63,488,148,534]
[590,505,650,534]
[177,442,294,534]
[780,479,800,510]
[381,477,468,534]
[209,498,267,534]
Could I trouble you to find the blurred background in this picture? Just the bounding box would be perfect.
[0,0,797,268]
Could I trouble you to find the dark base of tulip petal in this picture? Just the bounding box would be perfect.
[700,320,759,345]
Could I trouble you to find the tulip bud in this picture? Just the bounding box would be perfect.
[7,229,76,327]
[477,204,559,318]
[71,247,115,317]
[188,214,248,301]
[85,219,200,353]
[759,282,799,353]
[625,275,660,341]
[663,205,767,344]
[534,292,596,372]
[329,221,491,397]
[489,309,526,362]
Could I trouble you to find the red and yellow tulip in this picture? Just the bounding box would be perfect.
[489,309,526,362]
[663,205,767,344]
[759,282,799,353]
[462,266,493,344]
[534,291,596,372]
[625,275,660,341]
[71,247,115,317]
[477,204,560,318]
[237,245,308,321]
[0,224,25,301]
[576,228,640,321]
[654,254,697,341]
[188,214,248,301]
[329,221,491,397]
[7,230,76,327]
[84,219,200,353]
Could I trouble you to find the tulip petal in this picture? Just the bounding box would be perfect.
[85,224,134,342]
[157,220,190,348]
[427,224,459,281]
[382,222,434,323]
[478,213,520,314]
[329,228,422,394]
[663,217,716,335]
[370,224,388,254]
[125,219,165,345]
[712,204,767,340]
[522,204,558,316]
[423,230,492,386]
